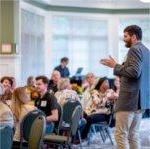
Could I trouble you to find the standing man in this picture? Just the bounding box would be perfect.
[101,25,150,149]
[54,57,70,78]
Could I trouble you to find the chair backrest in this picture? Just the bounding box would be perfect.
[106,103,114,126]
[62,99,81,124]
[0,125,13,149]
[28,115,46,149]
[56,103,63,134]
[20,109,45,143]
[70,106,82,136]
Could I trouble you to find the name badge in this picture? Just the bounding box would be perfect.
[41,101,47,107]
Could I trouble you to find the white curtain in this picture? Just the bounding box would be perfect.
[51,16,109,76]
[21,9,45,84]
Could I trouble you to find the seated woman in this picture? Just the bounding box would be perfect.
[81,77,117,139]
[0,76,14,104]
[0,83,14,128]
[55,78,79,106]
[11,87,36,142]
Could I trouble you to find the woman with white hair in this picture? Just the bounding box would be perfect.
[0,83,14,128]
[55,78,79,106]
[48,70,61,94]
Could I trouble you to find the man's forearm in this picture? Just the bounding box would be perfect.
[46,115,58,122]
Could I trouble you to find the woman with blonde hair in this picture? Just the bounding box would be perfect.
[11,87,36,141]
[55,78,79,106]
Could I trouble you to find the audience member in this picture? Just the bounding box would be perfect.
[11,87,35,141]
[82,73,96,91]
[0,76,13,102]
[82,73,97,109]
[0,83,14,128]
[27,76,36,88]
[81,77,116,139]
[55,78,79,106]
[48,70,61,94]
[35,76,60,134]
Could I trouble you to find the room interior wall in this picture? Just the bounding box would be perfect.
[0,1,149,85]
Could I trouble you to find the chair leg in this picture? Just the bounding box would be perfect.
[101,128,107,142]
[78,130,83,148]
[91,125,96,134]
[58,144,64,149]
[105,128,113,145]
[99,128,105,143]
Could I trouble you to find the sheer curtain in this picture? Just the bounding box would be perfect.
[51,16,108,76]
[21,9,45,84]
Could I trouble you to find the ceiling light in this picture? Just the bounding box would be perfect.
[140,0,150,3]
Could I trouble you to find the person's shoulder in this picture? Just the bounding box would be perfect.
[0,102,11,113]
[54,65,61,70]
[23,104,36,111]
[45,92,57,101]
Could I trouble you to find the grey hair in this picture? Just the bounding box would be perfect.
[58,78,70,90]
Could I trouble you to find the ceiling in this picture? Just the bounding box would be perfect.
[30,0,150,9]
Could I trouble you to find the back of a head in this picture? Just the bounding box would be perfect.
[13,87,30,104]
[61,57,69,63]
[124,25,142,40]
[58,78,70,90]
[11,87,31,121]
[27,76,35,86]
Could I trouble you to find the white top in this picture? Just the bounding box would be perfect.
[55,89,79,106]
[0,101,14,128]
[13,104,35,141]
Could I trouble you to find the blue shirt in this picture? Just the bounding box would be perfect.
[54,65,70,78]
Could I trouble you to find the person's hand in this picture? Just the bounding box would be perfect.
[100,56,117,68]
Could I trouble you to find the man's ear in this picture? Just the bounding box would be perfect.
[132,34,137,41]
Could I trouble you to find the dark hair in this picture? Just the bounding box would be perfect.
[124,25,142,40]
[61,57,69,63]
[27,76,34,86]
[0,76,13,87]
[95,77,108,90]
[35,76,49,84]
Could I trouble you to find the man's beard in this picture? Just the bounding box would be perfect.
[125,41,131,48]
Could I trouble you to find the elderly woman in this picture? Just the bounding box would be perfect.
[0,83,14,128]
[81,77,116,139]
[55,78,79,106]
[48,70,61,94]
[82,73,97,109]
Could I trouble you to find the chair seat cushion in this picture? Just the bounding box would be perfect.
[44,135,68,143]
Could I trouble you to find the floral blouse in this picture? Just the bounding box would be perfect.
[85,89,115,115]
[55,89,79,106]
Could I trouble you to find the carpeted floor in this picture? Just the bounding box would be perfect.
[73,118,150,149]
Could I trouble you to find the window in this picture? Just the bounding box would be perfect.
[51,16,108,76]
[21,10,45,84]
